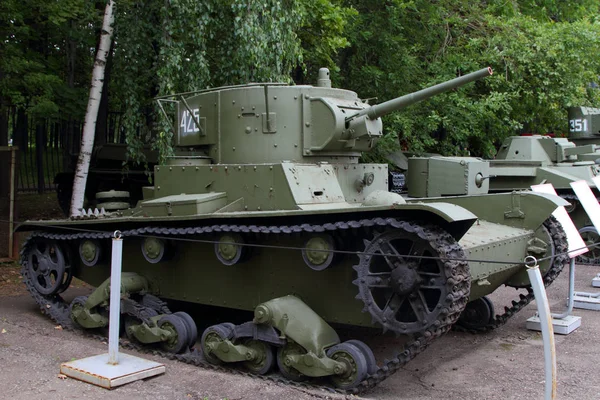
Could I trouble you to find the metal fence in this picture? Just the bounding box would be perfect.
[0,146,17,259]
[4,107,125,194]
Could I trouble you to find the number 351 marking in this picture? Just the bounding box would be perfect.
[569,118,588,132]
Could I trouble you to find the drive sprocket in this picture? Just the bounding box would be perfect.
[353,221,471,335]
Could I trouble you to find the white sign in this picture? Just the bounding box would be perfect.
[592,176,600,195]
[531,183,588,258]
[570,180,600,234]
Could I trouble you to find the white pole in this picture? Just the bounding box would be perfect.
[70,0,115,216]
[108,231,123,365]
[551,258,575,319]
[525,256,557,400]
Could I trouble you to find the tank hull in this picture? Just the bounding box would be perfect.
[19,189,566,328]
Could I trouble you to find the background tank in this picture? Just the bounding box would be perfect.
[568,106,600,145]
[402,132,600,262]
[489,134,600,262]
[53,143,160,216]
[17,67,569,392]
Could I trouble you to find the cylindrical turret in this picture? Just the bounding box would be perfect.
[346,67,493,123]
[164,67,493,164]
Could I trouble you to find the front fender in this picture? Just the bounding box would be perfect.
[412,191,569,231]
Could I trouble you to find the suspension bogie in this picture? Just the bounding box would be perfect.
[64,272,197,354]
[199,295,374,388]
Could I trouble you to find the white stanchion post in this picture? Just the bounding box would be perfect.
[551,258,575,320]
[108,231,123,365]
[525,257,557,400]
[60,230,165,388]
[570,179,600,308]
[527,183,583,334]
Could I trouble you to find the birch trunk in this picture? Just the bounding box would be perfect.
[69,0,115,216]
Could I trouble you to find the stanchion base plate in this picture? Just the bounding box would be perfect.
[592,276,600,288]
[60,353,165,389]
[526,315,581,335]
[573,294,600,310]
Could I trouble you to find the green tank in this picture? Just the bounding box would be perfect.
[18,67,569,393]
[489,131,600,262]
[402,105,600,262]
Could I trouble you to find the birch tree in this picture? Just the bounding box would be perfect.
[70,0,115,216]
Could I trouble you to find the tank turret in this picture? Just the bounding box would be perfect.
[568,106,600,143]
[160,67,492,164]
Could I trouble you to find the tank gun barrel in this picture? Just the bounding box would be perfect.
[346,67,493,123]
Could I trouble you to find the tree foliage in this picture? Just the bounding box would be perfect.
[109,0,351,163]
[0,0,98,119]
[339,0,600,161]
[1,0,599,165]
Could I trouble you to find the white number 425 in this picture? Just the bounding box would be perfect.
[180,109,200,134]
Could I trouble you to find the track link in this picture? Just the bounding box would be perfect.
[20,217,479,394]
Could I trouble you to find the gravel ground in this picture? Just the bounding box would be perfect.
[1,260,600,400]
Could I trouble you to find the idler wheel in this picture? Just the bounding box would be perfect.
[26,241,71,296]
[242,339,275,375]
[214,234,246,265]
[142,237,167,264]
[174,311,198,348]
[276,342,307,382]
[507,217,564,288]
[353,224,469,335]
[301,234,335,271]
[578,226,600,264]
[201,323,235,364]
[326,342,368,390]
[79,239,102,267]
[158,314,190,353]
[457,296,495,330]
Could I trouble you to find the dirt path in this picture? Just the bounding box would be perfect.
[1,260,600,399]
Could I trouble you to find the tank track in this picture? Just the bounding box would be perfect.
[21,217,470,394]
[560,193,600,265]
[455,216,569,334]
